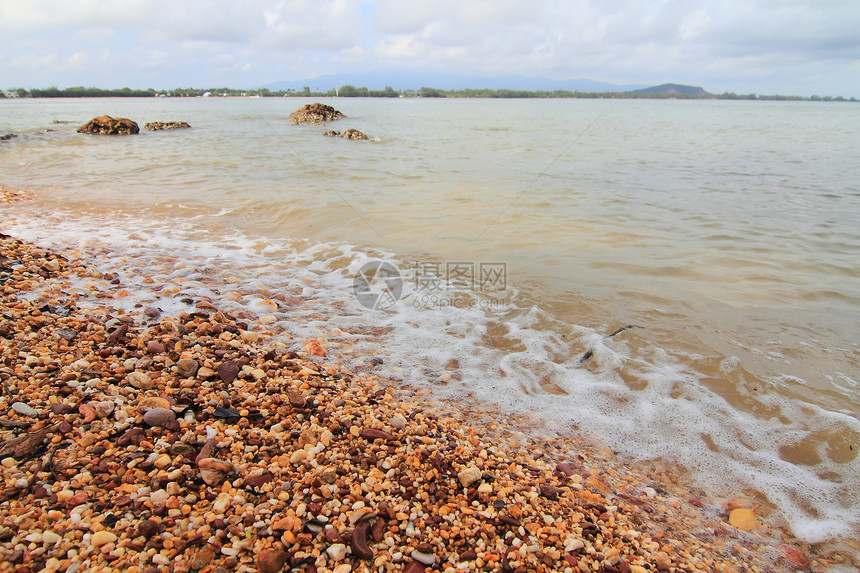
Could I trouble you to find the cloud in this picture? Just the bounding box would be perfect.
[0,0,858,95]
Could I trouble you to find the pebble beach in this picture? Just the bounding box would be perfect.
[0,187,848,572]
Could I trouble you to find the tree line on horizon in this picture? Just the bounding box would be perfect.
[1,85,855,102]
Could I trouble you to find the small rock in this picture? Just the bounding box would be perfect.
[146,341,165,353]
[137,519,160,537]
[50,403,75,414]
[342,128,368,140]
[361,428,393,441]
[326,543,347,561]
[55,328,77,341]
[258,550,289,573]
[286,391,306,408]
[11,402,39,417]
[404,560,427,573]
[324,130,341,137]
[126,371,153,390]
[90,530,117,548]
[176,358,198,378]
[457,466,483,488]
[93,401,115,419]
[198,457,234,486]
[244,472,274,488]
[77,115,139,135]
[144,121,191,130]
[412,550,436,565]
[139,396,171,412]
[197,366,215,379]
[217,361,239,384]
[143,407,176,427]
[241,331,259,344]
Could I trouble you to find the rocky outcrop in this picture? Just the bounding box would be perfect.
[288,103,344,125]
[0,133,17,141]
[144,121,190,131]
[77,115,139,135]
[324,129,369,140]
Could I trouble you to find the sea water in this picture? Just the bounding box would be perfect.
[1,96,858,545]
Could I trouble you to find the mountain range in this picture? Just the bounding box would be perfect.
[262,72,650,93]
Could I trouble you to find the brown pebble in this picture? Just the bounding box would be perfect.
[297,532,314,545]
[143,407,176,427]
[539,485,559,499]
[137,519,160,537]
[116,427,145,447]
[351,520,373,560]
[404,560,427,573]
[556,462,576,477]
[244,472,274,488]
[286,390,306,408]
[146,340,165,353]
[460,550,478,561]
[360,428,393,441]
[217,361,239,383]
[372,517,386,541]
[50,403,74,414]
[257,550,289,573]
[108,323,128,342]
[416,542,434,553]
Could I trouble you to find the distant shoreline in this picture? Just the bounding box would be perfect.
[2,86,856,102]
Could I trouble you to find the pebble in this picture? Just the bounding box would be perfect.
[257,549,288,573]
[326,543,348,561]
[93,400,115,418]
[90,530,117,548]
[146,340,165,353]
[412,550,437,565]
[457,466,483,488]
[176,358,198,378]
[143,407,176,426]
[217,361,239,383]
[11,402,40,417]
[126,371,153,390]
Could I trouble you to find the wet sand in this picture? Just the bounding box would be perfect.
[0,187,843,572]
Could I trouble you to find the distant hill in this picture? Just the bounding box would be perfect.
[262,72,647,93]
[631,83,708,96]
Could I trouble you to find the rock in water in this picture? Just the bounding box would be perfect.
[144,121,190,130]
[342,128,368,140]
[324,130,341,137]
[288,103,345,125]
[77,115,139,135]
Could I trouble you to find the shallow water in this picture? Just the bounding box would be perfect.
[1,97,859,544]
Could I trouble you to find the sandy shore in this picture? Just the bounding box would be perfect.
[0,189,839,572]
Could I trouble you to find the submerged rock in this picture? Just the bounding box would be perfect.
[324,128,369,140]
[342,128,368,140]
[288,103,344,125]
[77,115,139,135]
[145,121,190,130]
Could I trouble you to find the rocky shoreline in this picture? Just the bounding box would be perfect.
[0,189,838,572]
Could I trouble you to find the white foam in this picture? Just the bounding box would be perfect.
[4,205,859,544]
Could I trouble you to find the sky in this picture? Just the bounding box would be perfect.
[1,0,858,97]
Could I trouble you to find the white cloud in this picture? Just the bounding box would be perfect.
[0,0,857,95]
